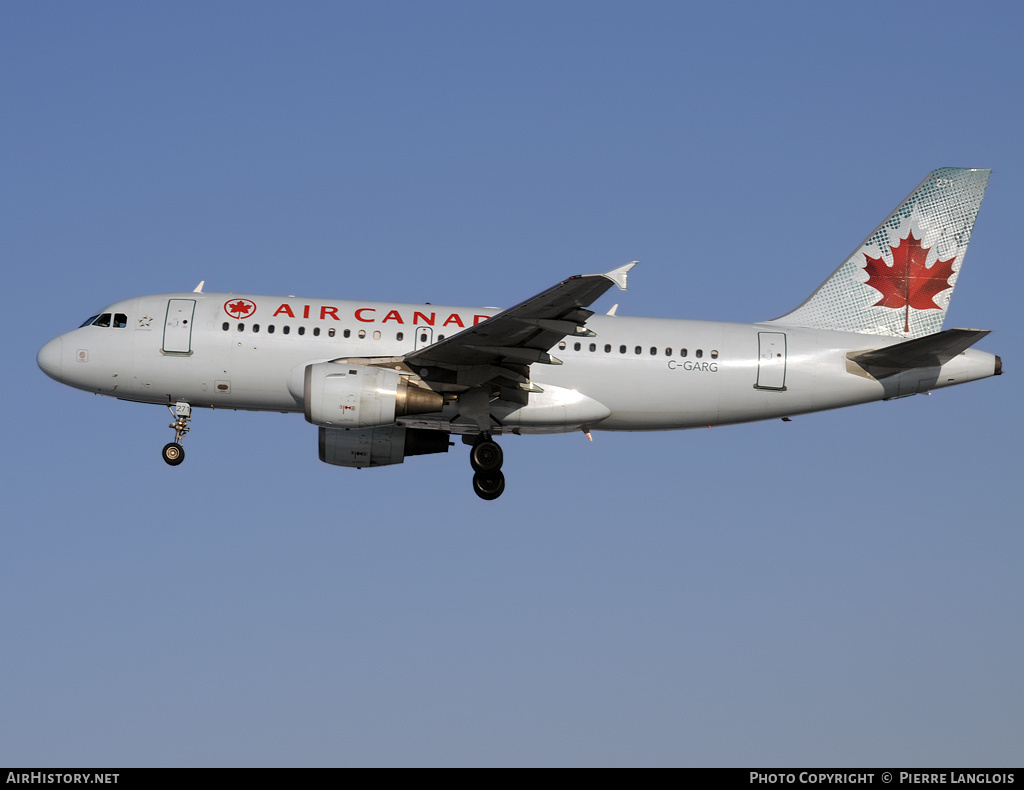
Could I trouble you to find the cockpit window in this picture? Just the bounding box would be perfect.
[80,314,100,328]
[83,312,128,328]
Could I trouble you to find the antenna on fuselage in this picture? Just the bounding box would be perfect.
[193,281,205,293]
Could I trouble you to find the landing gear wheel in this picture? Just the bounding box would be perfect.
[470,439,503,473]
[162,402,191,467]
[473,470,505,500]
[162,442,185,466]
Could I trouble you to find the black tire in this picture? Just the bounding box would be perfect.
[162,442,185,466]
[472,470,505,500]
[470,439,503,473]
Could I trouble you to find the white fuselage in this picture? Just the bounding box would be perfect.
[37,291,1000,434]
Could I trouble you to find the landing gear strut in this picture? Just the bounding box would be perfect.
[470,435,504,500]
[162,401,191,466]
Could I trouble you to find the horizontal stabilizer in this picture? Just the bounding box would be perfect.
[849,328,990,373]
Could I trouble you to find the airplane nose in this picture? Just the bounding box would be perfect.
[37,337,63,382]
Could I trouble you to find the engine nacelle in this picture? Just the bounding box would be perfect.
[319,426,451,468]
[304,362,443,429]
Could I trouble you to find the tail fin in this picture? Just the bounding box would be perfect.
[770,168,990,339]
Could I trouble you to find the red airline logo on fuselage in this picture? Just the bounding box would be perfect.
[224,299,257,319]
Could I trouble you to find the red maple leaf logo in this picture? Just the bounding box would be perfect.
[224,299,256,319]
[862,232,956,333]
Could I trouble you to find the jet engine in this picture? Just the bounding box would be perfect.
[303,362,443,429]
[319,426,451,468]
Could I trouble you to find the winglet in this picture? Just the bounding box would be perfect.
[193,281,205,293]
[603,262,637,291]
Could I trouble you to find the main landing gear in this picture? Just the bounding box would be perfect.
[470,435,505,500]
[162,402,191,466]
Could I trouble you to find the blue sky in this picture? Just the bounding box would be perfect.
[3,1,1021,767]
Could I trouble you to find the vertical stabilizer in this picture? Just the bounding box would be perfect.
[770,168,990,338]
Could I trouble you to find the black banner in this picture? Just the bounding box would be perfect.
[2,768,1022,777]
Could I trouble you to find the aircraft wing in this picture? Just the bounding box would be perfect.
[404,262,636,370]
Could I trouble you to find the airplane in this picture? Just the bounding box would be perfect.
[37,168,1001,500]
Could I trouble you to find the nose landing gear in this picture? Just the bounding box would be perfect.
[470,436,504,500]
[162,402,191,466]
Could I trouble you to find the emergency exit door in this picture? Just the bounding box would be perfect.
[756,332,787,390]
[163,299,196,354]
[414,326,434,350]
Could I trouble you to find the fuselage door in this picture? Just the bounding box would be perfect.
[756,331,787,390]
[163,299,196,354]
[415,326,434,350]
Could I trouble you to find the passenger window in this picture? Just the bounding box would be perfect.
[373,330,381,340]
[619,345,627,354]
[558,341,566,350]
[344,329,351,338]
[114,314,128,328]
[268,325,275,334]
[252,324,260,333]
[313,327,321,337]
[634,346,642,355]
[574,342,581,351]
[695,349,703,358]
[237,323,244,332]
[438,334,445,341]
[222,322,229,331]
[93,314,111,327]
[665,348,671,356]
[589,343,596,352]
[298,327,305,336]
[420,332,428,343]
[358,330,366,339]
[283,325,290,335]
[680,348,687,357]
[397,332,404,341]
[328,328,336,337]
[711,350,719,359]
[605,344,611,353]
[650,347,657,356]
